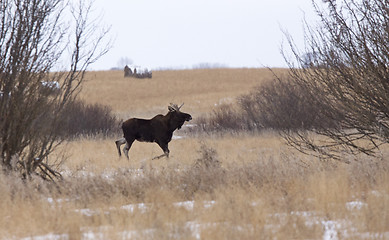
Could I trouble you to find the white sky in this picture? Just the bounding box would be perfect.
[89,0,317,70]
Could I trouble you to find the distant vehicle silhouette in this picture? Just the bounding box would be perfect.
[124,65,152,78]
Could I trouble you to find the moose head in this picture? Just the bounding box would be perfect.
[167,103,192,130]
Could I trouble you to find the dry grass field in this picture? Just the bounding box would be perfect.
[1,68,389,239]
[80,68,284,118]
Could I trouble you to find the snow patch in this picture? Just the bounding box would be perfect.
[173,200,194,210]
[121,202,149,213]
[322,220,341,240]
[345,201,366,210]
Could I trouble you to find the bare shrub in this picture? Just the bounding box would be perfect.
[196,104,247,133]
[59,100,120,138]
[194,75,334,134]
[281,0,389,159]
[239,76,333,131]
[0,0,111,179]
[182,144,225,197]
[197,0,389,161]
[193,143,222,170]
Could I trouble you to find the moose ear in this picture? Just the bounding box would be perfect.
[168,106,175,112]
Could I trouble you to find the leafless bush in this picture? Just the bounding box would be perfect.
[281,0,389,159]
[197,0,389,160]
[195,104,248,133]
[181,144,226,197]
[193,143,222,170]
[194,75,336,134]
[0,0,111,179]
[239,76,336,131]
[59,100,120,138]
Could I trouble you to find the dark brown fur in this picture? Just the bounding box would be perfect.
[115,104,192,159]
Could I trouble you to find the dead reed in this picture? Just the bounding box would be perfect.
[1,135,388,239]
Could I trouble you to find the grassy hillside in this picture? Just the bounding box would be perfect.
[1,68,388,239]
[80,68,286,118]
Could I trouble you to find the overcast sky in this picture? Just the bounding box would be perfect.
[89,0,317,70]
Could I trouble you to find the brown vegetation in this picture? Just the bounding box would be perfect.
[282,0,389,159]
[1,68,388,239]
[79,68,282,118]
[1,134,388,239]
[3,0,389,238]
[0,0,110,179]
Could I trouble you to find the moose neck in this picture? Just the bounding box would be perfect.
[165,111,179,132]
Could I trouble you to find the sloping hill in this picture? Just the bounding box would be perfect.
[80,68,287,119]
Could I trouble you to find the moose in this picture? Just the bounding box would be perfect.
[115,103,192,159]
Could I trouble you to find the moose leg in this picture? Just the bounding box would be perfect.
[123,137,135,160]
[153,142,170,160]
[115,138,126,157]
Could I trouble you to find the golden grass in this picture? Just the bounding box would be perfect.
[80,68,286,118]
[57,132,283,173]
[1,135,388,238]
[1,68,389,239]
[1,135,388,239]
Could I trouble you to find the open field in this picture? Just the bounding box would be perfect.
[1,68,389,239]
[79,68,286,118]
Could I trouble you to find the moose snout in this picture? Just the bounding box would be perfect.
[187,115,192,121]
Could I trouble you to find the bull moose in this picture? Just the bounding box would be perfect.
[115,103,192,159]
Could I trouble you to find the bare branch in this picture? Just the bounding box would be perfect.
[0,0,111,179]
[281,0,389,159]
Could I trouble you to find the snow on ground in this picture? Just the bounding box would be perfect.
[345,201,367,210]
[321,220,341,240]
[30,198,389,240]
[120,202,149,213]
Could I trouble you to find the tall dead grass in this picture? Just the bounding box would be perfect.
[2,69,388,239]
[1,135,388,239]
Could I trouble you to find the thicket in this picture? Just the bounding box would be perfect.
[198,0,389,160]
[0,0,111,179]
[282,0,389,159]
[59,100,120,138]
[196,75,331,132]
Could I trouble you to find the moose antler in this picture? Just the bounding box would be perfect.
[169,103,184,111]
